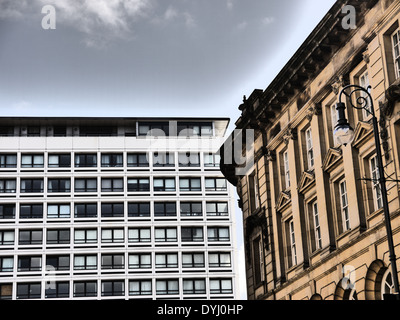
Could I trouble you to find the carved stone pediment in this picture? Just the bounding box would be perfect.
[322,148,343,173]
[276,190,291,212]
[298,171,316,194]
[351,121,373,149]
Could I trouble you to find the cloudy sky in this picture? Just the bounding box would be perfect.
[0,0,337,299]
[0,0,335,128]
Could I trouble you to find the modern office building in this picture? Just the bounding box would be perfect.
[0,117,238,300]
[220,0,400,300]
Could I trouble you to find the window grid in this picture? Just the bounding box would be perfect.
[305,128,314,170]
[370,155,383,211]
[0,146,235,299]
[283,151,290,190]
[289,220,297,267]
[393,29,400,79]
[312,202,322,250]
[340,181,350,232]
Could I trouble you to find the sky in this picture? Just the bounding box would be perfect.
[0,0,337,299]
[0,0,336,128]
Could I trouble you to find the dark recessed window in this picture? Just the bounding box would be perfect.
[79,126,117,137]
[48,154,71,168]
[0,154,17,168]
[154,202,176,217]
[128,202,150,217]
[101,154,123,167]
[127,153,149,167]
[75,154,97,167]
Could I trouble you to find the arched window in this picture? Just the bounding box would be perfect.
[381,268,395,299]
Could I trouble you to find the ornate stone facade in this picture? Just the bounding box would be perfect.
[221,0,400,300]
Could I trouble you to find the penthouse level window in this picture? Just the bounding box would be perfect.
[75,154,97,167]
[21,154,44,168]
[0,126,14,137]
[177,122,213,136]
[0,154,17,168]
[27,126,40,137]
[53,126,67,137]
[48,154,71,168]
[101,154,123,167]
[138,122,170,136]
[79,126,117,137]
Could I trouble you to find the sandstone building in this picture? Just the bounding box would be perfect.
[220,0,400,300]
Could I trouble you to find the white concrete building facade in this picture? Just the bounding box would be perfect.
[0,117,238,300]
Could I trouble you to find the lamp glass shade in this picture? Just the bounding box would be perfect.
[334,124,355,146]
